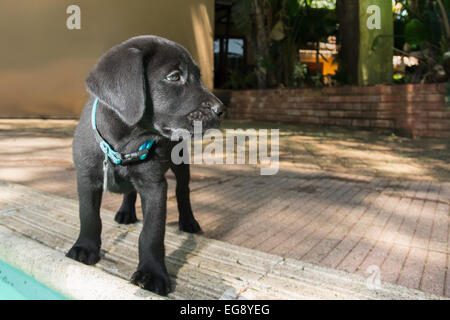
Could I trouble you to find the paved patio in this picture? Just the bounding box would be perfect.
[0,119,448,297]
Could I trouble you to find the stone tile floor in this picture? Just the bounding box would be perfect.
[0,119,448,297]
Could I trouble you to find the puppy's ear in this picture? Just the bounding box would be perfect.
[86,45,146,126]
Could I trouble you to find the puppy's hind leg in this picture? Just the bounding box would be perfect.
[170,162,201,233]
[66,177,103,265]
[115,192,138,224]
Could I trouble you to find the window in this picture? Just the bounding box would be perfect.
[214,37,246,88]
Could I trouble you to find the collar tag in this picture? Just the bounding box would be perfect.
[102,152,109,193]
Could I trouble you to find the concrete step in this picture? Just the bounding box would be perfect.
[0,181,443,300]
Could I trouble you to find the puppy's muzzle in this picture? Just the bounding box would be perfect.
[187,100,225,123]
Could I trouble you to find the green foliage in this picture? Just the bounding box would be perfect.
[395,0,449,53]
[231,0,252,36]
[404,18,429,49]
[274,1,337,87]
[230,0,337,89]
[309,72,324,87]
[287,0,301,17]
[301,0,336,9]
[223,69,257,90]
[393,0,449,83]
[293,62,308,81]
[293,62,308,86]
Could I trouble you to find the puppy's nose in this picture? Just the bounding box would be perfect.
[204,101,225,118]
[212,103,225,118]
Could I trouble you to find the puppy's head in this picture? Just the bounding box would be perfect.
[86,35,225,138]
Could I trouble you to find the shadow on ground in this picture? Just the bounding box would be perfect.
[0,119,448,297]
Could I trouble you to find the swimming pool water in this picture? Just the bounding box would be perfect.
[0,259,67,300]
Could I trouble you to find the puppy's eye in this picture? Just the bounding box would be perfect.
[166,71,181,82]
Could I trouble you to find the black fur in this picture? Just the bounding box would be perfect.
[66,35,224,296]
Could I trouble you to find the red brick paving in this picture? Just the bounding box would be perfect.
[0,120,448,297]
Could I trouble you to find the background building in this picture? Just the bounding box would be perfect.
[0,0,214,118]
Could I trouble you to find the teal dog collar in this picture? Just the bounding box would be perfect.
[91,98,154,165]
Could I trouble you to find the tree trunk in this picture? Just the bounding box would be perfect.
[252,0,269,89]
[358,0,393,85]
[336,0,360,84]
[436,0,450,41]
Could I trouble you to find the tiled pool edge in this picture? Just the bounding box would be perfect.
[0,225,165,300]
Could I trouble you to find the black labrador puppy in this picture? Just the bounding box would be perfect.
[66,35,224,295]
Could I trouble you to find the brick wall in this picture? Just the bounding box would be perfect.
[223,83,450,138]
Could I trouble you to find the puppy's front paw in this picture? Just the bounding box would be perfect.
[130,269,171,296]
[66,245,100,265]
[114,209,138,224]
[179,217,202,233]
